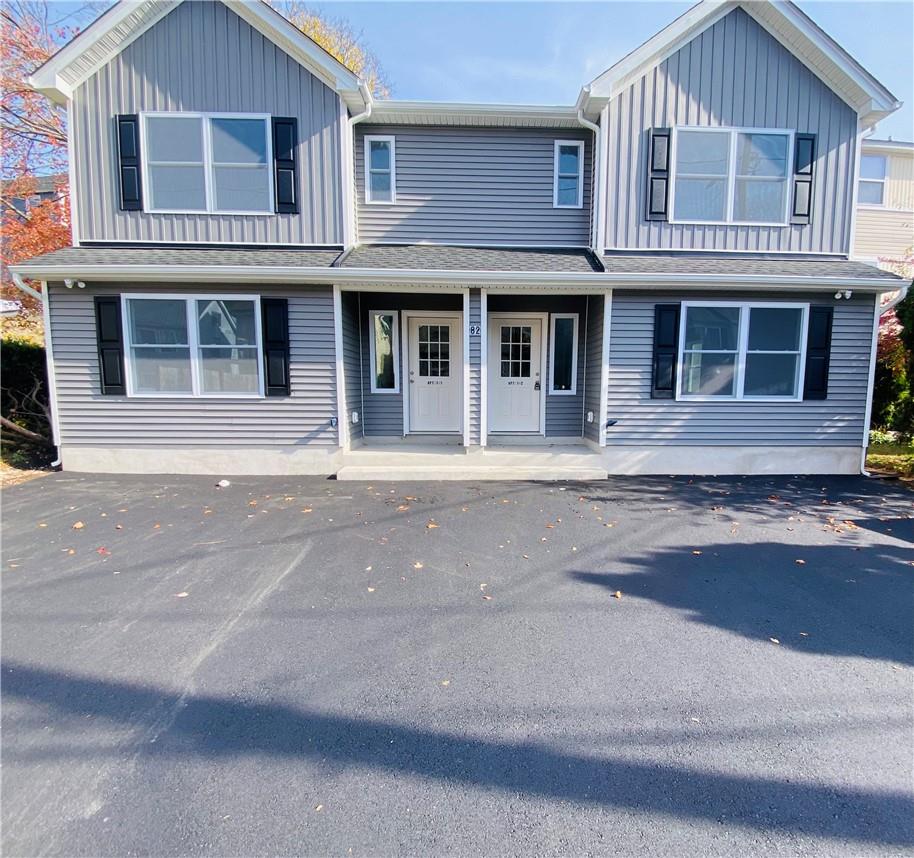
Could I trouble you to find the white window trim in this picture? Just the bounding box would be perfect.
[121,293,265,399]
[669,126,795,227]
[553,139,584,209]
[675,301,809,402]
[368,309,400,394]
[140,112,274,216]
[364,135,397,204]
[548,312,578,395]
[858,154,887,208]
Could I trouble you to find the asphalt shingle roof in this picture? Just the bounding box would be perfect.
[340,244,604,273]
[16,246,342,268]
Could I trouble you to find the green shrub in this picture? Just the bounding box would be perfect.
[1,336,52,466]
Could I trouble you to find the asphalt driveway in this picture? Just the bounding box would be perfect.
[2,472,913,856]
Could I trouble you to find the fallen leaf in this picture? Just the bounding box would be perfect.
[571,546,578,552]
[690,717,700,723]
[216,479,231,488]
[38,523,47,528]
[365,565,373,572]
[795,559,806,565]
[799,632,809,637]
[302,508,313,514]
[284,496,296,502]
[397,504,410,512]
[100,513,107,518]
[153,523,161,529]
[522,554,529,559]
[482,594,493,601]
[115,524,123,530]
[461,507,469,512]
[545,523,556,529]
[692,550,702,556]
[71,521,85,530]
[248,500,258,507]
[612,590,622,599]
[769,638,780,645]
[96,546,111,556]
[413,562,423,570]
[440,679,450,686]
[314,805,323,813]
[66,548,76,555]
[404,496,417,501]
[367,587,375,593]
[174,592,189,598]
[426,521,439,529]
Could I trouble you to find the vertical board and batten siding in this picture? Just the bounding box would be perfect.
[583,295,604,443]
[73,0,344,245]
[48,282,339,446]
[468,290,482,445]
[340,290,363,442]
[605,6,857,254]
[356,292,463,437]
[487,295,587,437]
[606,291,875,446]
[355,126,592,246]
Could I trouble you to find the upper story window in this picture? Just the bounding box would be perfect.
[365,135,396,203]
[678,302,808,401]
[671,128,793,225]
[554,140,584,208]
[142,113,273,214]
[858,154,887,206]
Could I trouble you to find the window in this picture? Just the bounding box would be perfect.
[554,140,584,208]
[142,113,272,214]
[418,324,450,377]
[123,295,263,397]
[549,313,578,394]
[671,128,792,225]
[369,310,399,393]
[365,136,395,203]
[858,154,886,206]
[678,302,808,401]
[500,325,532,378]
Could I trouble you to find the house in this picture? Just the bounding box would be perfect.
[2,173,68,218]
[853,138,914,274]
[10,0,910,479]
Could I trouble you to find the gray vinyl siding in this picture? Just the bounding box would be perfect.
[357,292,463,437]
[606,291,875,446]
[583,294,604,443]
[340,290,363,442]
[355,126,592,246]
[48,282,339,447]
[487,295,587,437]
[469,289,482,445]
[72,0,344,245]
[605,6,857,254]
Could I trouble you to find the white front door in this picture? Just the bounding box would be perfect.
[407,316,462,433]
[487,316,543,433]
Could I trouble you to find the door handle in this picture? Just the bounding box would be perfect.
[534,381,541,390]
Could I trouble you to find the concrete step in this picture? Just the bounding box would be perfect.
[336,464,608,481]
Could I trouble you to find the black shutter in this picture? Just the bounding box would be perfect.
[646,128,671,221]
[803,305,833,400]
[651,303,680,399]
[94,296,126,395]
[116,115,143,211]
[272,117,299,214]
[262,298,290,396]
[791,133,816,224]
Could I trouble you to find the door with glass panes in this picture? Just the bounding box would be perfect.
[487,316,543,433]
[407,316,462,433]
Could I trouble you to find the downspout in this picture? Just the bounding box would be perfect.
[861,282,910,476]
[343,81,373,252]
[576,104,602,254]
[10,273,62,467]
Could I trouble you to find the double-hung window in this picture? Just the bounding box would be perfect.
[858,154,887,206]
[365,135,395,203]
[671,128,792,225]
[679,302,808,400]
[554,140,584,208]
[123,295,263,397]
[142,113,272,214]
[369,310,400,393]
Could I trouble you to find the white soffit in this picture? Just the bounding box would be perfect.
[584,0,899,128]
[365,101,583,129]
[29,0,368,110]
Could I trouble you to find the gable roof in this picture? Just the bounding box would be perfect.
[29,0,369,112]
[581,0,900,129]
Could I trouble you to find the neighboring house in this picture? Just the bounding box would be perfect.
[853,138,914,273]
[2,173,68,218]
[10,0,909,478]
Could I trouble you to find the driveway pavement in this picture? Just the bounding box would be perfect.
[2,473,913,856]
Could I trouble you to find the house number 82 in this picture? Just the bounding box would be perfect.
[469,324,481,336]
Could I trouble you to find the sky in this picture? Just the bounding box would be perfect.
[48,0,914,140]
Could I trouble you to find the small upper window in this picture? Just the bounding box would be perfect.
[671,128,792,225]
[554,141,584,208]
[859,154,887,206]
[365,136,395,203]
[142,113,272,214]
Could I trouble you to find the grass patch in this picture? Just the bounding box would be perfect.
[867,440,914,478]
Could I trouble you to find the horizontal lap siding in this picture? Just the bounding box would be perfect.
[74,0,343,245]
[355,126,592,246]
[49,282,338,447]
[340,291,363,441]
[853,209,914,261]
[583,295,604,443]
[605,7,856,254]
[606,291,874,446]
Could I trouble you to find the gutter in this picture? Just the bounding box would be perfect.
[9,263,906,292]
[9,274,62,467]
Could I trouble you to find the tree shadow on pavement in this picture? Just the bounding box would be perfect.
[2,661,912,849]
[570,541,914,664]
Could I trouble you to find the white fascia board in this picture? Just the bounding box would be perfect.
[366,100,581,126]
[12,263,904,292]
[862,139,914,155]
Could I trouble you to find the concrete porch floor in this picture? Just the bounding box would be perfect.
[336,442,608,481]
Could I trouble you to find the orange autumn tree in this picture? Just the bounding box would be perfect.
[1,2,102,313]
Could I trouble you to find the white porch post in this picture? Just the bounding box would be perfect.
[463,288,471,447]
[332,284,349,450]
[599,289,613,447]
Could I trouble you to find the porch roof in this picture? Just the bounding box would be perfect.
[338,244,605,273]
